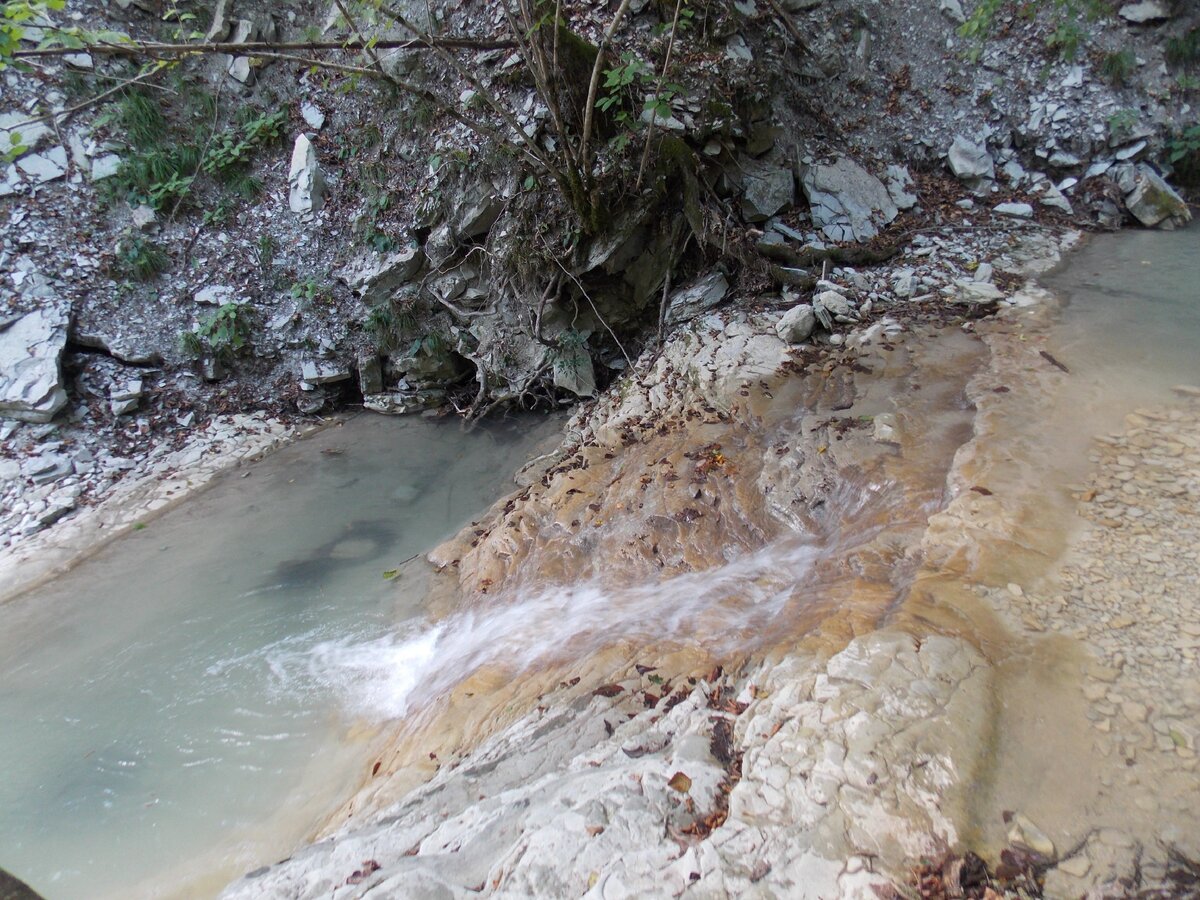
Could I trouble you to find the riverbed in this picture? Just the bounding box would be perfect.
[0,413,561,899]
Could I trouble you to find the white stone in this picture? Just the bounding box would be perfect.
[91,153,121,181]
[1118,0,1170,23]
[775,304,816,343]
[15,146,68,183]
[287,133,325,214]
[300,102,325,130]
[0,303,70,423]
[194,285,237,305]
[994,201,1034,218]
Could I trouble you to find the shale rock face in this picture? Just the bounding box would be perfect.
[0,301,70,424]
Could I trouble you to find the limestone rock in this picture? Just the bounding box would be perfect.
[287,134,325,214]
[90,153,121,181]
[939,0,966,23]
[338,247,425,302]
[740,159,795,222]
[300,360,352,385]
[813,289,856,329]
[194,285,237,305]
[300,102,326,131]
[799,158,898,243]
[15,147,67,184]
[0,111,49,159]
[775,303,816,343]
[665,272,729,326]
[885,164,918,210]
[994,201,1034,218]
[0,304,70,423]
[1123,166,1192,229]
[363,389,446,415]
[947,136,995,182]
[552,344,596,398]
[455,189,503,239]
[1118,0,1169,22]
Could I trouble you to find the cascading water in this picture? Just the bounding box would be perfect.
[0,413,561,900]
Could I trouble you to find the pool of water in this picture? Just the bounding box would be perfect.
[0,412,560,899]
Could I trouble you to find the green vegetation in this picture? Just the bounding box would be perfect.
[1106,108,1138,141]
[188,302,254,360]
[364,296,417,352]
[1167,124,1200,186]
[289,276,333,307]
[1166,27,1200,69]
[115,234,168,280]
[1098,48,1135,86]
[97,91,284,214]
[959,0,1111,63]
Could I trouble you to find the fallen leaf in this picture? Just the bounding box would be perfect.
[668,771,692,793]
[593,683,624,698]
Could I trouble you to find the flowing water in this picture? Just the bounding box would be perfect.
[2,226,1196,899]
[0,413,561,899]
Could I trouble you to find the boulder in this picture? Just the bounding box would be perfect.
[665,272,729,326]
[194,285,237,305]
[300,360,352,385]
[813,289,856,329]
[287,134,325,214]
[947,136,995,182]
[775,303,816,343]
[799,158,898,243]
[740,159,795,223]
[455,190,504,239]
[72,328,161,365]
[1118,0,1169,22]
[0,304,70,423]
[552,344,596,398]
[338,247,425,302]
[939,0,966,23]
[300,102,326,131]
[1123,166,1192,229]
[885,164,918,210]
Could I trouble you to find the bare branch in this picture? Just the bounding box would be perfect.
[636,0,684,191]
[578,0,635,180]
[13,36,516,60]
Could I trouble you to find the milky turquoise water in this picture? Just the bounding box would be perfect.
[0,412,559,899]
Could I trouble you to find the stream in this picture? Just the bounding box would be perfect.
[0,413,560,899]
[1,225,1196,900]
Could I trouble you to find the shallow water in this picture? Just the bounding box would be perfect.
[0,412,559,899]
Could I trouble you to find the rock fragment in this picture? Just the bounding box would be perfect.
[947,136,995,182]
[0,304,70,423]
[799,158,898,242]
[1123,166,1192,229]
[287,134,325,214]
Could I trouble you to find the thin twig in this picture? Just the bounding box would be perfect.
[13,36,515,59]
[636,0,683,191]
[547,252,633,370]
[332,0,393,83]
[578,0,635,180]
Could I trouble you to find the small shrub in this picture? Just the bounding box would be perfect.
[178,329,204,358]
[115,235,167,280]
[1167,124,1200,187]
[1166,27,1200,69]
[196,302,253,359]
[255,234,277,276]
[1099,49,1135,86]
[289,277,331,307]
